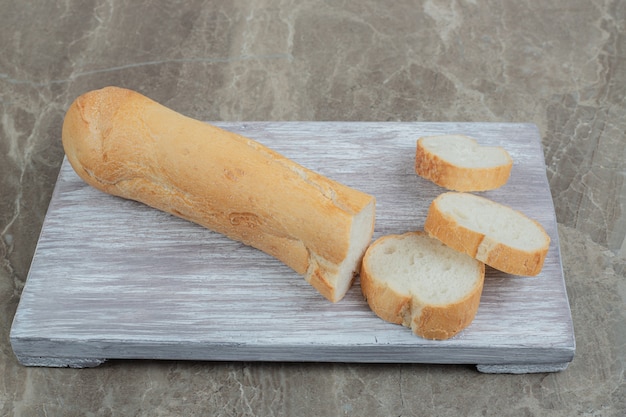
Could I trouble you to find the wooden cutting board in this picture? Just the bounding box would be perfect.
[10,122,575,373]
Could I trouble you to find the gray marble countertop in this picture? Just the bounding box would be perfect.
[1,1,623,416]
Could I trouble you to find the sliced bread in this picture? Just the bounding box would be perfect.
[424,192,550,276]
[360,231,484,340]
[415,135,513,191]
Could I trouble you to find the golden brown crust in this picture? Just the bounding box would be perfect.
[412,285,483,340]
[360,232,484,340]
[424,193,550,276]
[62,87,376,302]
[360,250,411,325]
[476,237,549,276]
[423,203,483,258]
[415,136,513,192]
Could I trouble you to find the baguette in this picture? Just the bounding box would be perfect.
[61,87,376,302]
[424,192,550,276]
[415,135,512,191]
[360,231,484,340]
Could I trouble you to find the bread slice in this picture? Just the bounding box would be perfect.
[424,192,550,276]
[415,135,513,191]
[360,231,484,340]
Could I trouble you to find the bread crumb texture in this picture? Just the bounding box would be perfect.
[425,192,550,276]
[360,231,484,340]
[415,135,512,191]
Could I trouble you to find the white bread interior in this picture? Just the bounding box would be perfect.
[424,192,550,276]
[360,231,484,340]
[61,86,376,302]
[415,135,512,191]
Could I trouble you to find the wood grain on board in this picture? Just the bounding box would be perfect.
[10,122,575,373]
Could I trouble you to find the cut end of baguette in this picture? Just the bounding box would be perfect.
[424,192,550,276]
[360,231,484,340]
[307,199,376,302]
[415,135,513,192]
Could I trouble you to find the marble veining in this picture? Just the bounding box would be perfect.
[1,0,624,416]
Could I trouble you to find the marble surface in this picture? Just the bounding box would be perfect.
[0,0,623,416]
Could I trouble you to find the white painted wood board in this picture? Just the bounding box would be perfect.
[10,122,575,373]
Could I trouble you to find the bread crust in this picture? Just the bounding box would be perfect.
[415,135,513,192]
[360,232,484,340]
[424,193,550,276]
[62,87,375,302]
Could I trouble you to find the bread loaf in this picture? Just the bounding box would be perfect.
[61,86,376,302]
[415,135,512,191]
[360,231,484,340]
[424,192,550,276]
